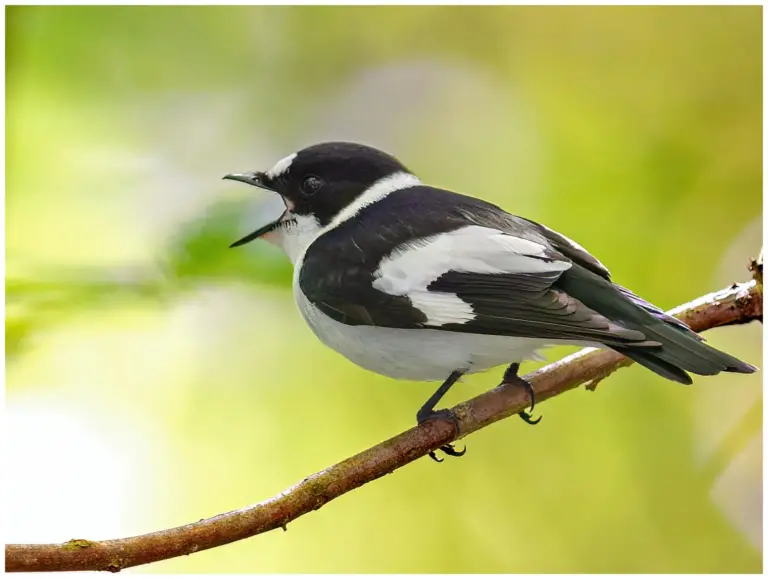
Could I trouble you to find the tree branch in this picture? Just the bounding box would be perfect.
[6,262,762,573]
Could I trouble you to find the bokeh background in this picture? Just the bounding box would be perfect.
[6,5,762,573]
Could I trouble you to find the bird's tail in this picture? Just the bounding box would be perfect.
[613,322,757,384]
[562,273,758,384]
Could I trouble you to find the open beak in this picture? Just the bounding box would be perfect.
[224,171,285,248]
[228,212,287,247]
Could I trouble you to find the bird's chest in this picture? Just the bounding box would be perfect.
[292,282,388,372]
[293,287,436,379]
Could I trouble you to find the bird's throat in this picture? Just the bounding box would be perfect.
[274,214,323,264]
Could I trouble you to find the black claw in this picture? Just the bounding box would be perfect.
[419,411,467,462]
[520,379,536,412]
[517,378,542,424]
[501,363,543,425]
[428,443,466,462]
[441,443,466,457]
[518,410,542,425]
[428,451,444,463]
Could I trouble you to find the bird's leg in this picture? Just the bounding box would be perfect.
[501,363,542,425]
[416,370,467,462]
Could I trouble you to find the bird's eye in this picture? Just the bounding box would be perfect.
[300,175,323,196]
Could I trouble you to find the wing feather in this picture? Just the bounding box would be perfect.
[371,225,654,346]
[298,187,653,348]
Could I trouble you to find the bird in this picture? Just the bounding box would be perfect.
[224,141,757,461]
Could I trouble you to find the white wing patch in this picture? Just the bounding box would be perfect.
[372,225,571,327]
[265,153,297,179]
[374,226,570,295]
[408,292,475,326]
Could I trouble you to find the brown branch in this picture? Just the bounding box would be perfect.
[6,268,762,573]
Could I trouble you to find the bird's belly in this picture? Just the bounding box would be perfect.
[295,288,546,381]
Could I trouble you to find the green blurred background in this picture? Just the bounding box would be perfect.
[6,5,762,573]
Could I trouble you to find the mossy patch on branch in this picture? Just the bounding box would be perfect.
[62,539,93,551]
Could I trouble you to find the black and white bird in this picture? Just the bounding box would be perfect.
[224,142,756,459]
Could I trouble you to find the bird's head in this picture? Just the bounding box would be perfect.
[224,142,415,258]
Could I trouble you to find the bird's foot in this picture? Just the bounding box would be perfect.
[429,443,466,463]
[502,363,542,425]
[416,407,458,427]
[417,408,466,462]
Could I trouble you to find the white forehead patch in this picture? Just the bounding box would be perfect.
[265,152,297,179]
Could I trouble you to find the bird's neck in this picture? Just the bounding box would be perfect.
[277,172,422,265]
[273,214,324,264]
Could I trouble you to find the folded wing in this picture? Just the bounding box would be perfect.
[301,221,658,348]
[372,225,656,346]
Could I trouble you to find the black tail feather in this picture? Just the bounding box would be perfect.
[613,346,694,384]
[615,332,757,384]
[614,291,758,379]
[559,266,758,383]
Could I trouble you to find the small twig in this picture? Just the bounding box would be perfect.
[6,274,762,572]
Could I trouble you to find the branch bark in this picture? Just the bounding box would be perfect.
[6,264,762,573]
